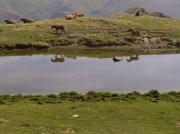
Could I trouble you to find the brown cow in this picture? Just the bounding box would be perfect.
[51,25,65,32]
[127,28,140,36]
[21,18,34,23]
[4,20,17,24]
[77,14,84,17]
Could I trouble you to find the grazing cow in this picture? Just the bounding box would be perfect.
[21,18,34,23]
[51,55,65,63]
[51,25,65,32]
[128,28,140,36]
[113,57,122,62]
[77,14,84,17]
[127,55,139,62]
[4,20,17,24]
[65,14,77,20]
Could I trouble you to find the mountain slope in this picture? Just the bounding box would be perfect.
[0,0,180,22]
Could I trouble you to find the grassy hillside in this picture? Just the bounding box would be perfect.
[0,15,180,50]
[0,91,180,134]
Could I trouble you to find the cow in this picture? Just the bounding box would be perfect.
[21,18,34,23]
[4,20,17,24]
[65,14,77,20]
[127,28,140,36]
[77,14,84,17]
[51,25,65,32]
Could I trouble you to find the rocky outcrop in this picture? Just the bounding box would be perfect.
[125,7,170,18]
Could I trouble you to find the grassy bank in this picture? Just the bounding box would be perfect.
[0,15,180,50]
[0,91,180,134]
[1,49,180,58]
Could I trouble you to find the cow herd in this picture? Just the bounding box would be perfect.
[4,12,84,25]
[4,18,34,24]
[3,13,84,33]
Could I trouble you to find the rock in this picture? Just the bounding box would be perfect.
[125,7,170,18]
[125,7,146,15]
[72,114,79,118]
[147,12,170,18]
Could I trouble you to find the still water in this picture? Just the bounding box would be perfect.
[0,53,180,94]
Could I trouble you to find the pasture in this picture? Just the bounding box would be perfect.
[0,15,180,50]
[0,91,180,134]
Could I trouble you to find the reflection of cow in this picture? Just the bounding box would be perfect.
[51,25,65,32]
[51,55,65,63]
[4,20,17,24]
[127,55,139,62]
[113,57,122,63]
[21,18,34,23]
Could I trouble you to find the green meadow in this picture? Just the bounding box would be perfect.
[0,91,180,134]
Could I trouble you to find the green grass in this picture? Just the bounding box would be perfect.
[0,15,180,50]
[0,91,180,134]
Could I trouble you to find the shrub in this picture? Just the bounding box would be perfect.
[145,90,160,98]
[144,90,160,102]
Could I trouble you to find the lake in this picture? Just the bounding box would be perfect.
[0,51,180,94]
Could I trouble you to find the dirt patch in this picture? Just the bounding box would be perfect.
[60,128,76,134]
[176,121,180,127]
[20,121,36,128]
[0,118,8,124]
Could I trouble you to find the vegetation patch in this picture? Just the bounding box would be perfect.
[0,90,179,105]
[0,92,179,134]
[78,35,129,47]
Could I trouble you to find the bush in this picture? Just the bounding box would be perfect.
[144,90,160,102]
[145,90,160,98]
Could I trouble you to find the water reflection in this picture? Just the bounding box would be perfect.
[126,55,139,62]
[112,57,123,63]
[0,54,180,94]
[50,55,140,64]
[51,55,65,63]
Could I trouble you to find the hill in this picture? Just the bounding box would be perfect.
[0,15,180,50]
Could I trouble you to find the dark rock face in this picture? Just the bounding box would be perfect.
[125,7,146,15]
[147,12,170,18]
